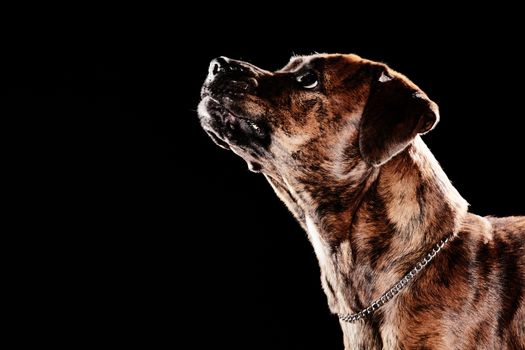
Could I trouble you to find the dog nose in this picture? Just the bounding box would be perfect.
[208,56,251,78]
[209,56,230,77]
[205,57,258,95]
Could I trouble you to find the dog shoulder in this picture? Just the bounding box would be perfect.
[486,215,525,234]
[460,213,525,242]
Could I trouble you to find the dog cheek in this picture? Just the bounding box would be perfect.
[239,99,267,118]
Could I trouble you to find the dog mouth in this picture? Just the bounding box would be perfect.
[198,96,270,151]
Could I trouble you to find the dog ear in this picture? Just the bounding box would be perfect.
[359,66,439,166]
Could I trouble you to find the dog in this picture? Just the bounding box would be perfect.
[197,53,525,349]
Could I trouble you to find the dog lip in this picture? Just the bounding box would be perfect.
[200,94,269,151]
[204,128,231,150]
[206,95,264,134]
[225,108,257,125]
[209,95,257,122]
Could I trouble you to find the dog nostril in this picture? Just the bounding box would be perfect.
[209,57,230,77]
[212,62,221,75]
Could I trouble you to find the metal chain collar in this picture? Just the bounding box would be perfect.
[338,234,453,323]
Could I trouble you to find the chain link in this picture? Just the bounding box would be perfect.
[338,235,452,323]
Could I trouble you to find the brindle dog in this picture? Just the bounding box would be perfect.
[197,54,525,349]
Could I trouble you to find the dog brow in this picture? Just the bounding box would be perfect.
[280,57,305,72]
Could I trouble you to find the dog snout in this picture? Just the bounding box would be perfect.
[208,56,230,77]
[208,56,249,78]
[206,56,259,96]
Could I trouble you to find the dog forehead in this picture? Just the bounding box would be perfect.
[280,53,364,73]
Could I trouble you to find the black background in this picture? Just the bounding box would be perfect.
[8,9,524,349]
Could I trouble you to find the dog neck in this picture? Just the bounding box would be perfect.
[264,136,468,317]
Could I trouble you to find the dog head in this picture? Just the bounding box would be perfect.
[198,54,439,178]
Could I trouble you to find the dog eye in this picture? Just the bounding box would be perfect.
[296,71,319,89]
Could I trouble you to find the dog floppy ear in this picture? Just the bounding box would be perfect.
[359,66,439,166]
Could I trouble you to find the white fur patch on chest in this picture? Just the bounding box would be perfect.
[305,215,331,266]
[305,216,345,302]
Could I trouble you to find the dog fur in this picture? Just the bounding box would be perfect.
[198,53,525,349]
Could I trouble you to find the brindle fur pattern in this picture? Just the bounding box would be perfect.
[198,54,525,349]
